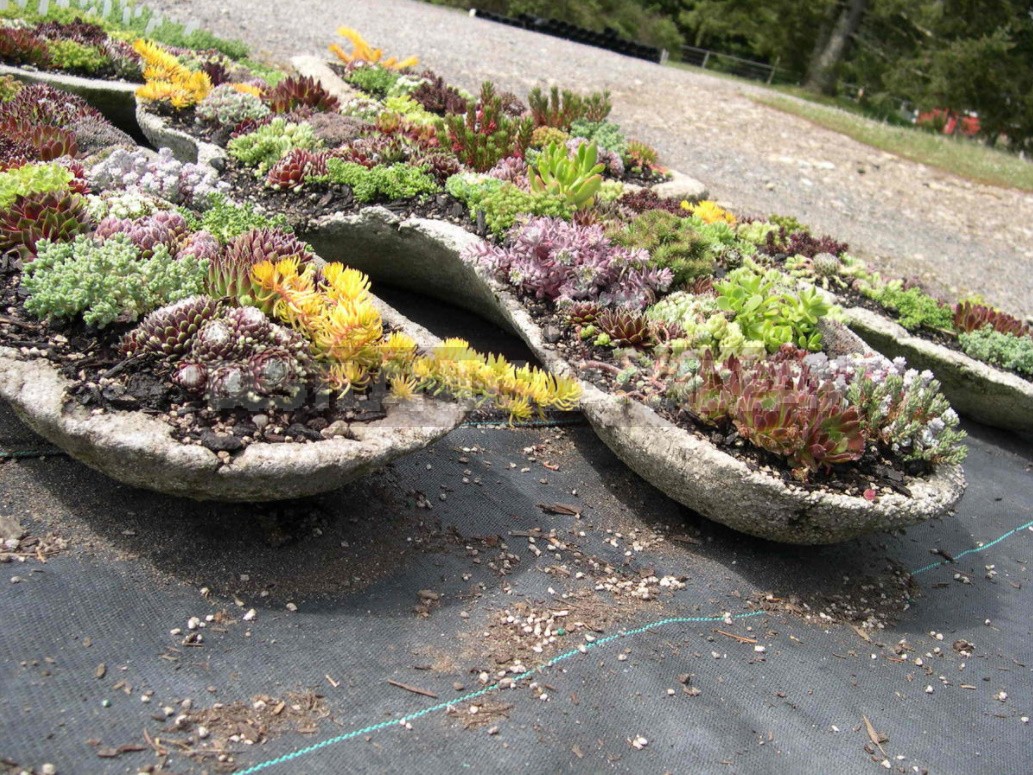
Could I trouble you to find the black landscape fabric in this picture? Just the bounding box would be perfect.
[1,396,1031,774]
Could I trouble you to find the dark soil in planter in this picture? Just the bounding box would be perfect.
[0,263,450,460]
[499,288,935,503]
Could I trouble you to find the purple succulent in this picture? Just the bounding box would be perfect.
[466,216,671,309]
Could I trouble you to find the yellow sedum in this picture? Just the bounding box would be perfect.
[681,199,737,226]
[134,39,212,109]
[249,260,580,418]
[329,27,418,71]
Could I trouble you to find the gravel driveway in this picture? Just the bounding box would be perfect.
[148,0,1033,317]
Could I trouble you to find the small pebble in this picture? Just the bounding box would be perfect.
[41,765,56,775]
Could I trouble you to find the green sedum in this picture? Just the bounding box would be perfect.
[194,194,291,243]
[862,281,954,332]
[226,119,323,176]
[316,160,440,203]
[445,174,572,237]
[24,235,207,328]
[958,327,1033,376]
[569,119,627,156]
[46,39,110,74]
[0,164,73,210]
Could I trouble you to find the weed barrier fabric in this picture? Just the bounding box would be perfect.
[1,396,1031,775]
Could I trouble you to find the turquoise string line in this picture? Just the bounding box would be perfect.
[236,514,1032,775]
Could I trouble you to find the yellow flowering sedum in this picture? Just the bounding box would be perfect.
[328,27,418,70]
[249,260,580,418]
[681,199,737,226]
[134,39,212,109]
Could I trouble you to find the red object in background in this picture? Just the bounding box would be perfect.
[916,108,981,136]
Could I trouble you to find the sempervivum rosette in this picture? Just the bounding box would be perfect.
[120,295,223,357]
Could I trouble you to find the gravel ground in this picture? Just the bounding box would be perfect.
[148,0,1033,318]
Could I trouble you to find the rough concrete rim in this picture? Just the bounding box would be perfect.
[302,208,966,544]
[135,102,227,168]
[0,292,467,502]
[843,306,1033,433]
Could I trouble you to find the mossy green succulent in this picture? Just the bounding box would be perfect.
[226,119,323,176]
[23,235,207,328]
[958,328,1033,376]
[445,174,572,237]
[315,159,439,203]
[0,163,73,210]
[45,39,109,74]
[612,210,715,286]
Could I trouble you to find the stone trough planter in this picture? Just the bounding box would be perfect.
[0,296,466,502]
[300,207,966,544]
[135,103,227,169]
[842,306,1033,434]
[0,63,141,140]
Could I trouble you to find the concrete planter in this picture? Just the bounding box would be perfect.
[302,207,965,544]
[288,55,709,202]
[135,103,226,169]
[0,298,466,502]
[842,306,1033,434]
[0,63,141,141]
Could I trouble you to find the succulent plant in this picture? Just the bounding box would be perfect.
[528,86,611,130]
[565,301,601,328]
[94,210,190,259]
[611,210,714,286]
[616,189,686,217]
[227,118,323,177]
[334,136,410,168]
[316,160,440,204]
[196,83,271,126]
[687,354,866,480]
[303,112,369,146]
[566,137,623,178]
[329,27,418,71]
[265,149,329,191]
[624,140,662,174]
[529,141,605,209]
[70,115,136,157]
[87,148,222,207]
[120,295,223,357]
[24,235,207,328]
[0,28,52,68]
[171,360,208,393]
[466,216,671,308]
[411,151,462,185]
[134,39,212,109]
[264,75,340,115]
[953,301,1030,338]
[530,126,570,150]
[411,70,469,116]
[440,82,533,172]
[595,308,657,349]
[0,191,92,261]
[487,156,530,189]
[176,230,222,263]
[207,227,311,307]
[33,19,110,47]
